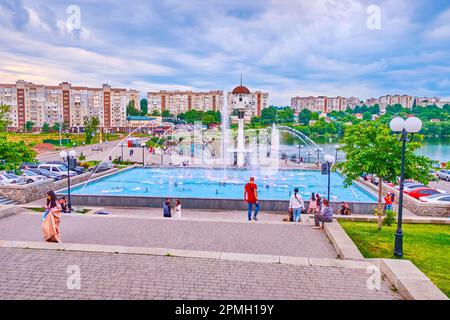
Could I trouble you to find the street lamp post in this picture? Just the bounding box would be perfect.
[389,116,423,257]
[307,152,312,163]
[141,143,146,166]
[120,143,124,163]
[297,145,304,164]
[324,154,335,201]
[60,150,76,213]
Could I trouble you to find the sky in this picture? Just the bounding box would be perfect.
[0,0,450,105]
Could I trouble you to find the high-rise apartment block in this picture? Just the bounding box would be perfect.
[0,80,139,132]
[291,96,360,114]
[147,90,224,116]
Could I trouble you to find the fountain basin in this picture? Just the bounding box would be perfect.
[57,167,378,214]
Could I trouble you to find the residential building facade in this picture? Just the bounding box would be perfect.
[147,90,224,116]
[0,80,139,132]
[291,96,359,114]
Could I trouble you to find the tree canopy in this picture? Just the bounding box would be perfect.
[0,137,36,171]
[336,122,435,229]
[0,103,11,132]
[83,116,100,144]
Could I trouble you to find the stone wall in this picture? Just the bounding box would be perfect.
[0,169,119,204]
[66,194,377,214]
[358,178,450,217]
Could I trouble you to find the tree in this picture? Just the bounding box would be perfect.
[151,109,161,116]
[363,112,372,121]
[42,122,50,133]
[0,103,11,132]
[83,116,100,144]
[298,109,312,125]
[140,99,148,115]
[126,100,141,116]
[161,110,173,118]
[336,122,435,230]
[24,121,34,133]
[0,137,36,171]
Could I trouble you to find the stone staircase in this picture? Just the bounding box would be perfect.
[0,196,18,206]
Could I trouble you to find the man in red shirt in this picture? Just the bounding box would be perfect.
[384,193,393,211]
[244,177,260,221]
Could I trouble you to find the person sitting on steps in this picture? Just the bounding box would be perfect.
[313,199,333,230]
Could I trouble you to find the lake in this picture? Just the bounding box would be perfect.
[280,134,450,163]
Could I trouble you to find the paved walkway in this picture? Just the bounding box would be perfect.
[0,212,337,258]
[0,247,400,300]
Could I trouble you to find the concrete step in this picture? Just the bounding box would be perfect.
[0,196,18,206]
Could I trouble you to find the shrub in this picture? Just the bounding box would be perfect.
[383,210,397,226]
[78,152,86,161]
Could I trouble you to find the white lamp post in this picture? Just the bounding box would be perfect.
[389,116,422,257]
[324,154,336,201]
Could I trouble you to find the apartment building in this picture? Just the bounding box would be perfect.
[0,80,139,132]
[147,90,224,116]
[291,96,356,113]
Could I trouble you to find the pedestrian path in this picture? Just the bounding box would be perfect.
[0,246,400,300]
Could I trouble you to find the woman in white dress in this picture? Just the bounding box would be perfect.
[175,200,182,218]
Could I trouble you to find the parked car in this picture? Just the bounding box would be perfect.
[46,161,86,174]
[0,173,27,185]
[289,154,297,161]
[281,153,287,160]
[88,162,115,173]
[20,170,47,184]
[438,169,450,181]
[37,164,77,178]
[19,162,40,170]
[419,194,450,204]
[28,168,62,181]
[405,187,442,200]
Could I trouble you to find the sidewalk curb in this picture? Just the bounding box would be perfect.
[324,221,365,260]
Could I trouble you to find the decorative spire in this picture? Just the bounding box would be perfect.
[240,74,243,86]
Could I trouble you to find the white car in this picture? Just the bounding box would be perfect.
[0,173,27,185]
[20,170,47,184]
[437,169,450,181]
[419,194,450,204]
[37,164,77,179]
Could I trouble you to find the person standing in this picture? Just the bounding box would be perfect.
[175,200,182,218]
[41,191,62,243]
[163,199,172,218]
[244,177,259,221]
[384,193,393,211]
[289,188,304,223]
[307,192,318,214]
[313,199,333,230]
[316,194,322,212]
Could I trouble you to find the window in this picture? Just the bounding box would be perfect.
[441,197,450,202]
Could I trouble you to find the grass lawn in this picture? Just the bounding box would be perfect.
[339,221,450,298]
[0,132,123,147]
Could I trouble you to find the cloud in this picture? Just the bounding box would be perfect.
[0,0,448,104]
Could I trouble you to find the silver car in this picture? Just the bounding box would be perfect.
[438,169,450,181]
[0,173,27,185]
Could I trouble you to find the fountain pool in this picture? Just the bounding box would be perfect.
[65,167,376,203]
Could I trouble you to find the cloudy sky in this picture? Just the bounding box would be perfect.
[0,0,449,105]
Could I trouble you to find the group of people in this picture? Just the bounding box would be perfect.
[244,177,334,230]
[163,199,182,218]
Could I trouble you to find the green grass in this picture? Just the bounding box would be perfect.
[339,221,450,297]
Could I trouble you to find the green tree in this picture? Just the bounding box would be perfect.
[298,109,312,125]
[24,121,34,133]
[42,122,50,133]
[126,100,141,116]
[0,137,36,171]
[161,110,173,118]
[0,103,11,132]
[140,98,148,115]
[363,112,372,121]
[336,122,435,230]
[151,109,161,116]
[83,116,100,144]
